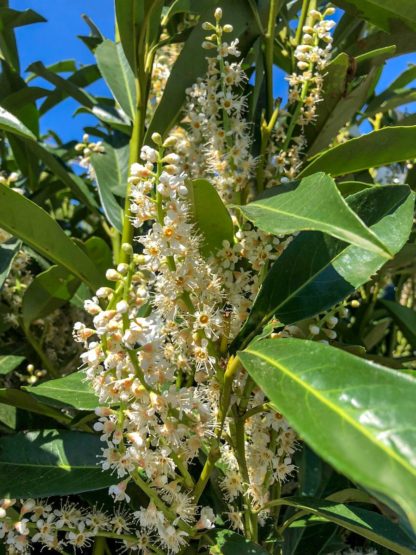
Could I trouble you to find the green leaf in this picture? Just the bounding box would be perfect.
[39,64,101,115]
[90,142,128,231]
[24,371,99,411]
[27,61,96,110]
[332,0,416,33]
[0,104,36,139]
[0,186,102,290]
[305,56,380,156]
[231,186,414,349]
[95,40,136,121]
[0,7,45,29]
[115,0,143,72]
[0,388,71,424]
[239,173,390,257]
[277,497,416,554]
[381,300,416,348]
[208,529,268,555]
[238,338,416,531]
[0,355,24,376]
[188,179,234,257]
[300,127,416,178]
[0,105,98,210]
[146,0,260,140]
[347,22,416,60]
[22,265,80,327]
[0,429,113,497]
[336,181,374,197]
[0,236,20,289]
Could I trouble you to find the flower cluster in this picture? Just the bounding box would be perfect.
[75,134,105,179]
[0,498,140,553]
[180,8,255,202]
[266,6,336,186]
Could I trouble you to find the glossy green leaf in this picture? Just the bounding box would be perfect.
[0,186,102,290]
[146,0,260,140]
[336,181,374,197]
[24,371,99,411]
[238,338,416,531]
[0,355,24,376]
[90,143,128,231]
[0,388,71,424]
[0,104,36,139]
[276,497,416,554]
[95,40,136,121]
[0,430,113,497]
[239,173,390,257]
[188,179,234,257]
[0,105,98,210]
[22,265,80,327]
[381,300,416,348]
[300,127,416,178]
[232,186,414,349]
[332,0,416,33]
[0,236,20,289]
[208,529,268,555]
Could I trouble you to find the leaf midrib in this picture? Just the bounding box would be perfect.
[243,347,416,479]
[244,202,389,256]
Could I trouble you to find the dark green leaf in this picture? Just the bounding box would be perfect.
[95,40,136,120]
[0,430,113,497]
[0,355,24,376]
[232,186,414,349]
[0,236,20,289]
[381,300,416,348]
[279,497,416,554]
[0,186,102,290]
[0,7,45,29]
[238,338,416,532]
[188,179,234,257]
[239,173,390,257]
[300,127,416,178]
[332,0,416,33]
[22,265,80,327]
[208,529,268,555]
[0,389,71,424]
[24,371,99,411]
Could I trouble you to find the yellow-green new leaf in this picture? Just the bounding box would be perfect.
[238,339,416,530]
[239,173,391,257]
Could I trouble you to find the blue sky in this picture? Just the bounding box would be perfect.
[10,1,416,142]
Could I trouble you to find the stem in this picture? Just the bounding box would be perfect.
[264,0,280,120]
[295,0,312,46]
[21,322,59,378]
[92,537,106,555]
[132,471,194,535]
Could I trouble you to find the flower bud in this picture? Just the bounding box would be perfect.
[106,269,122,282]
[151,132,162,145]
[117,263,129,275]
[214,7,223,20]
[202,41,216,50]
[223,24,233,33]
[202,21,215,31]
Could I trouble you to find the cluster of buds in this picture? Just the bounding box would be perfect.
[74,133,105,179]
